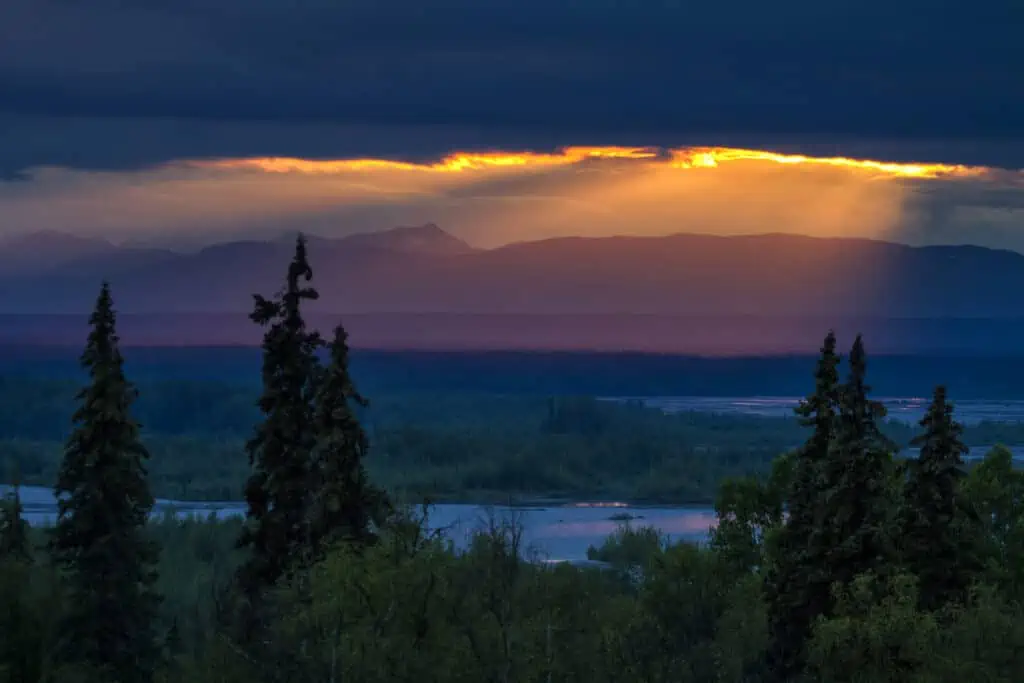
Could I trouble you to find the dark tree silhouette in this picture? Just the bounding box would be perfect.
[819,335,898,587]
[237,235,323,598]
[902,385,980,610]
[308,324,389,561]
[0,484,30,562]
[765,330,841,683]
[49,282,162,683]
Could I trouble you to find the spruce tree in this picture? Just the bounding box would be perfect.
[820,334,897,591]
[0,484,30,562]
[49,282,162,683]
[237,235,323,598]
[0,472,39,683]
[901,385,977,611]
[307,324,389,562]
[764,330,841,682]
[0,484,39,683]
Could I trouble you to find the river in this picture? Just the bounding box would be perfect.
[7,485,717,562]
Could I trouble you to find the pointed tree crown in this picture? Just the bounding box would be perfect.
[903,384,977,610]
[839,334,894,452]
[307,324,388,557]
[49,282,161,683]
[0,484,31,562]
[911,385,968,467]
[794,330,841,443]
[238,234,325,598]
[83,282,123,374]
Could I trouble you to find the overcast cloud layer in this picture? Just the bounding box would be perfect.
[1,0,1023,251]
[1,0,1022,174]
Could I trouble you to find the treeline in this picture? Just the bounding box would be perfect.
[10,373,1024,445]
[2,237,1024,682]
[8,345,1024,401]
[0,392,807,503]
[5,377,1024,504]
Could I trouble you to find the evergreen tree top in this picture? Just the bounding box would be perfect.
[289,234,314,288]
[911,385,969,464]
[251,234,320,328]
[238,233,325,600]
[284,234,319,318]
[81,281,124,373]
[323,324,368,409]
[848,334,867,391]
[0,483,31,562]
[794,330,840,428]
[49,282,161,682]
[838,334,894,452]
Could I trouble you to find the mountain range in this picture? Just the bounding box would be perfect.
[3,224,1024,353]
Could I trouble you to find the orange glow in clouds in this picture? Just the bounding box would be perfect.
[669,147,988,179]
[206,146,658,174]
[199,145,992,180]
[11,141,1022,254]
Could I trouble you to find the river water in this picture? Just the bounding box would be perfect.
[7,485,717,562]
[12,396,1024,560]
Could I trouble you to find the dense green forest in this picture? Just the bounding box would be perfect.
[2,237,1024,682]
[0,382,802,503]
[8,345,1024,400]
[4,375,1024,503]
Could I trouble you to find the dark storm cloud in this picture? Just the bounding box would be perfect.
[0,0,1022,174]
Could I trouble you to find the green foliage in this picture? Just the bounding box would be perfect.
[587,523,667,574]
[3,381,1021,506]
[307,325,389,560]
[900,385,980,610]
[817,335,898,589]
[809,575,1024,683]
[237,235,323,598]
[930,584,1024,682]
[0,485,30,561]
[959,445,1024,602]
[764,330,842,682]
[807,572,940,683]
[48,283,163,683]
[627,542,732,681]
[0,555,62,683]
[710,452,790,576]
[766,334,903,682]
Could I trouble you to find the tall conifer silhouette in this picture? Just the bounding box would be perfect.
[237,235,322,598]
[49,282,161,683]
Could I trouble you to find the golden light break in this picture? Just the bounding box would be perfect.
[198,146,995,180]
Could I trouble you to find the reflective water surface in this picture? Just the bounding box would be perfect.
[8,485,717,561]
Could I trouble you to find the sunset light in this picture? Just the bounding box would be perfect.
[5,2,1024,675]
[198,145,998,181]
[668,147,990,179]
[200,146,660,175]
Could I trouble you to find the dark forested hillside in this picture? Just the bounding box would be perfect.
[7,346,1024,398]
[4,374,1024,504]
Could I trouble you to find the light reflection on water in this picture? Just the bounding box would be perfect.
[9,486,718,562]
[403,502,718,561]
[538,513,718,539]
[13,395,1024,560]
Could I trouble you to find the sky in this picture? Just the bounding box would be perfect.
[2,0,1023,251]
